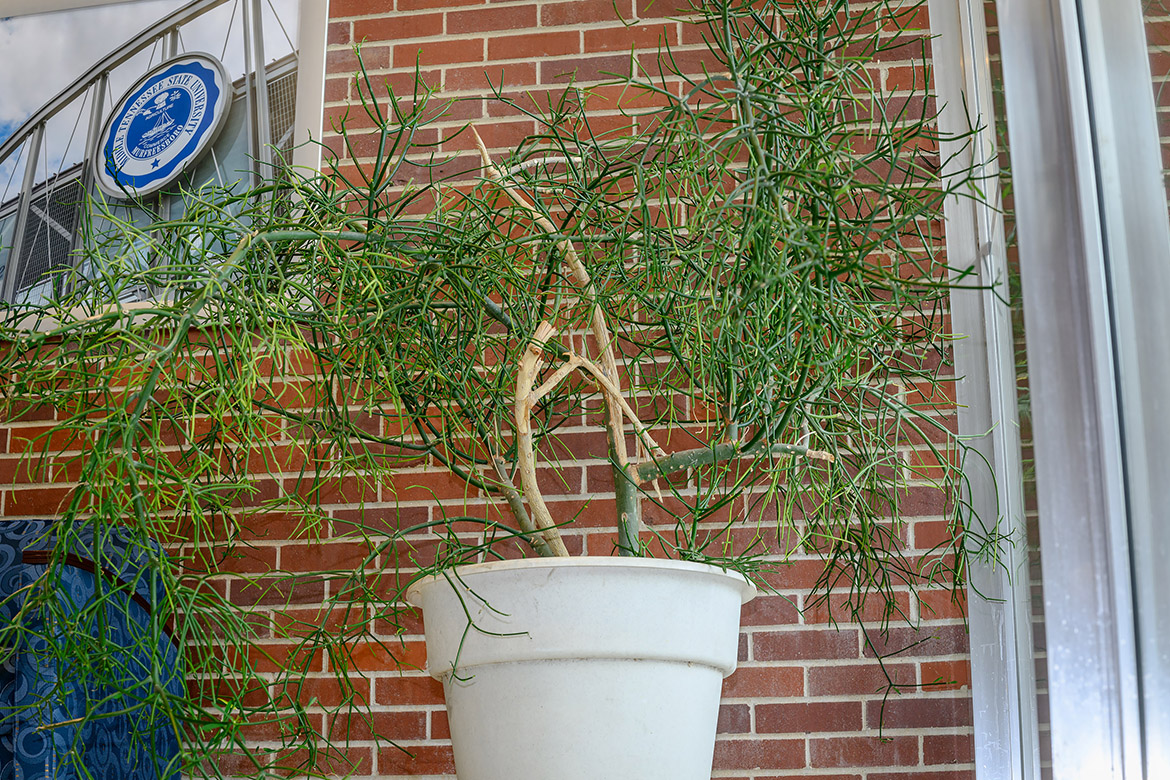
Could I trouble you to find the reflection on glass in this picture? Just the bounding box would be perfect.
[0,213,15,287]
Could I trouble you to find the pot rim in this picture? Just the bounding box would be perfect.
[404,555,758,606]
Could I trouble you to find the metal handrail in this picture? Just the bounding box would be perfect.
[0,0,232,166]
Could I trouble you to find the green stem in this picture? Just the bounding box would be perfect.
[635,440,825,484]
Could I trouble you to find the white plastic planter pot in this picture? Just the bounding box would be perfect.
[406,557,757,780]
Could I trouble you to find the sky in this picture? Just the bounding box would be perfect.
[0,0,188,145]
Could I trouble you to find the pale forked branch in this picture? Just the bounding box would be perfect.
[513,321,571,556]
[471,127,631,471]
[474,127,637,552]
[528,338,668,463]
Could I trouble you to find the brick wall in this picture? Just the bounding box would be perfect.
[315,1,976,779]
[0,1,976,779]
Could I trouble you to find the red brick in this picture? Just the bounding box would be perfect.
[872,36,932,63]
[431,708,450,739]
[804,592,913,625]
[0,456,73,485]
[324,76,350,103]
[541,0,634,26]
[914,519,960,550]
[326,46,390,73]
[384,469,481,502]
[886,64,930,91]
[328,0,392,15]
[442,120,536,151]
[284,474,377,505]
[588,82,679,110]
[722,666,803,698]
[584,23,678,52]
[229,576,325,607]
[449,5,538,33]
[379,744,456,775]
[394,39,485,68]
[637,47,713,77]
[924,733,976,765]
[885,4,932,33]
[739,594,800,626]
[3,401,54,423]
[4,487,72,516]
[759,559,835,590]
[275,675,370,708]
[870,772,975,780]
[327,20,350,45]
[488,31,581,60]
[273,746,372,777]
[757,701,863,734]
[919,589,966,620]
[808,662,916,696]
[398,0,481,8]
[713,738,805,770]
[242,643,324,675]
[810,736,919,768]
[206,545,277,575]
[280,541,369,572]
[217,751,269,775]
[862,624,970,658]
[921,659,972,691]
[375,675,446,706]
[635,0,696,19]
[754,628,860,661]
[446,62,537,92]
[540,54,634,83]
[326,710,427,742]
[343,639,428,674]
[354,13,444,41]
[867,696,973,729]
[234,511,306,543]
[717,703,750,733]
[8,425,82,454]
[334,503,430,537]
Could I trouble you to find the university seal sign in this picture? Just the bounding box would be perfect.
[95,53,230,198]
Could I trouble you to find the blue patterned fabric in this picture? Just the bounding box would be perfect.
[0,521,55,780]
[0,522,181,780]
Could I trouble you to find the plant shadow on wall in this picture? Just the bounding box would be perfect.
[0,0,999,777]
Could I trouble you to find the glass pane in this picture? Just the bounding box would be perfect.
[0,212,16,287]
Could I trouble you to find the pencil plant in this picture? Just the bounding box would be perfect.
[0,0,991,776]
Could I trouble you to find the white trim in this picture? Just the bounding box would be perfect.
[994,0,1146,774]
[1074,0,1170,773]
[928,1,1041,778]
[291,0,327,173]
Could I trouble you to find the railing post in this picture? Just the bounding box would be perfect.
[71,75,108,266]
[242,0,272,189]
[250,0,272,177]
[4,124,43,302]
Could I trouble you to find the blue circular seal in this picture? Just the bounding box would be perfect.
[95,53,231,198]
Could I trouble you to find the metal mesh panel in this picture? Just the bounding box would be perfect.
[13,171,84,297]
[267,67,298,161]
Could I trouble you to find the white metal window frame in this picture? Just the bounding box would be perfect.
[988,0,1170,774]
[928,1,1042,778]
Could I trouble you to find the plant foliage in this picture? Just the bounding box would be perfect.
[0,0,990,776]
